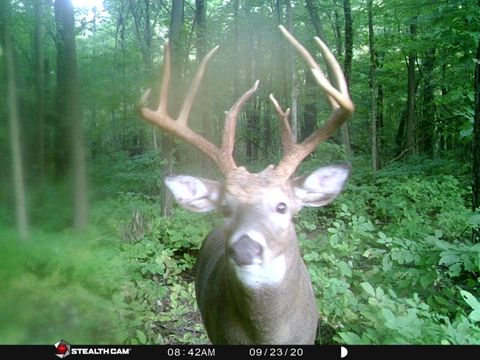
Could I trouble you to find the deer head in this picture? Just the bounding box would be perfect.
[139,25,354,344]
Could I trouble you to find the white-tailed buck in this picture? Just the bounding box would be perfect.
[139,25,354,344]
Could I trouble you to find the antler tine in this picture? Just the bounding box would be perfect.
[177,46,220,125]
[275,25,354,179]
[313,37,352,109]
[139,42,220,167]
[269,94,295,155]
[218,80,260,172]
[158,41,171,115]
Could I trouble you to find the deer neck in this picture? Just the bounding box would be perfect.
[222,227,316,343]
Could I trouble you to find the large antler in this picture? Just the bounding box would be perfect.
[139,42,258,175]
[271,25,355,179]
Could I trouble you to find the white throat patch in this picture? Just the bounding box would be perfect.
[234,254,286,288]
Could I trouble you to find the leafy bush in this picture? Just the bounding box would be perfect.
[297,160,480,344]
[92,151,165,198]
[113,203,213,344]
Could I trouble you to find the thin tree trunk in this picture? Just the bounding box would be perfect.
[472,24,480,242]
[301,71,317,141]
[195,0,206,60]
[233,0,239,99]
[161,0,184,216]
[341,0,353,156]
[54,0,89,231]
[406,17,417,154]
[34,0,46,187]
[286,0,298,142]
[368,0,380,171]
[331,0,343,57]
[1,1,29,239]
[195,0,211,165]
[420,47,435,155]
[305,0,326,41]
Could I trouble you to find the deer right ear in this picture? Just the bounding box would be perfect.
[292,165,349,208]
[165,176,222,213]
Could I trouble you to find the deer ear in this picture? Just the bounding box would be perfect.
[165,175,222,212]
[293,165,349,207]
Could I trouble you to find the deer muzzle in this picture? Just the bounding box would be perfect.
[228,234,263,266]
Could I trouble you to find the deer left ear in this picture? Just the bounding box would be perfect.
[165,175,222,212]
[293,165,349,207]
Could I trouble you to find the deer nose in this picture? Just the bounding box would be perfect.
[229,235,263,266]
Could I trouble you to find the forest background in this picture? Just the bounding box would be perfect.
[1,0,480,344]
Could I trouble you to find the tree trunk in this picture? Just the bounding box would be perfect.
[285,0,298,143]
[1,1,29,239]
[305,0,326,41]
[34,0,46,187]
[54,0,89,231]
[244,2,260,160]
[53,2,70,179]
[341,0,353,156]
[472,27,480,242]
[161,0,184,216]
[195,0,212,166]
[301,71,317,141]
[420,47,435,156]
[405,17,417,154]
[331,0,343,57]
[195,0,206,60]
[368,0,380,171]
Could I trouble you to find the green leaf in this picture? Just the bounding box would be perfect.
[460,290,480,310]
[469,310,480,322]
[375,287,384,299]
[419,272,435,289]
[468,213,480,226]
[381,308,397,326]
[338,261,352,277]
[136,330,147,344]
[360,282,376,297]
[338,331,363,344]
[439,253,459,266]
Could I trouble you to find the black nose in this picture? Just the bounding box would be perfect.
[228,235,263,266]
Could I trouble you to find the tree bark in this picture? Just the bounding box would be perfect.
[54,0,89,231]
[472,25,480,242]
[405,17,417,154]
[331,0,343,57]
[285,0,298,143]
[420,47,435,156]
[195,0,212,165]
[341,0,353,156]
[301,71,317,141]
[305,0,326,42]
[34,0,46,187]
[161,0,184,216]
[343,0,353,88]
[243,2,260,160]
[368,0,380,171]
[195,0,206,60]
[1,1,29,239]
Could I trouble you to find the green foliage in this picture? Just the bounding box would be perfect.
[0,227,124,344]
[297,158,479,345]
[2,0,480,347]
[92,151,166,198]
[111,198,213,344]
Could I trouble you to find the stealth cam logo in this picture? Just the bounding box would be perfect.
[54,339,71,358]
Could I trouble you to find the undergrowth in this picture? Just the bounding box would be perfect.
[1,154,478,344]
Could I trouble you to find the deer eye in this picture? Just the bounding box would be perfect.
[276,202,287,214]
